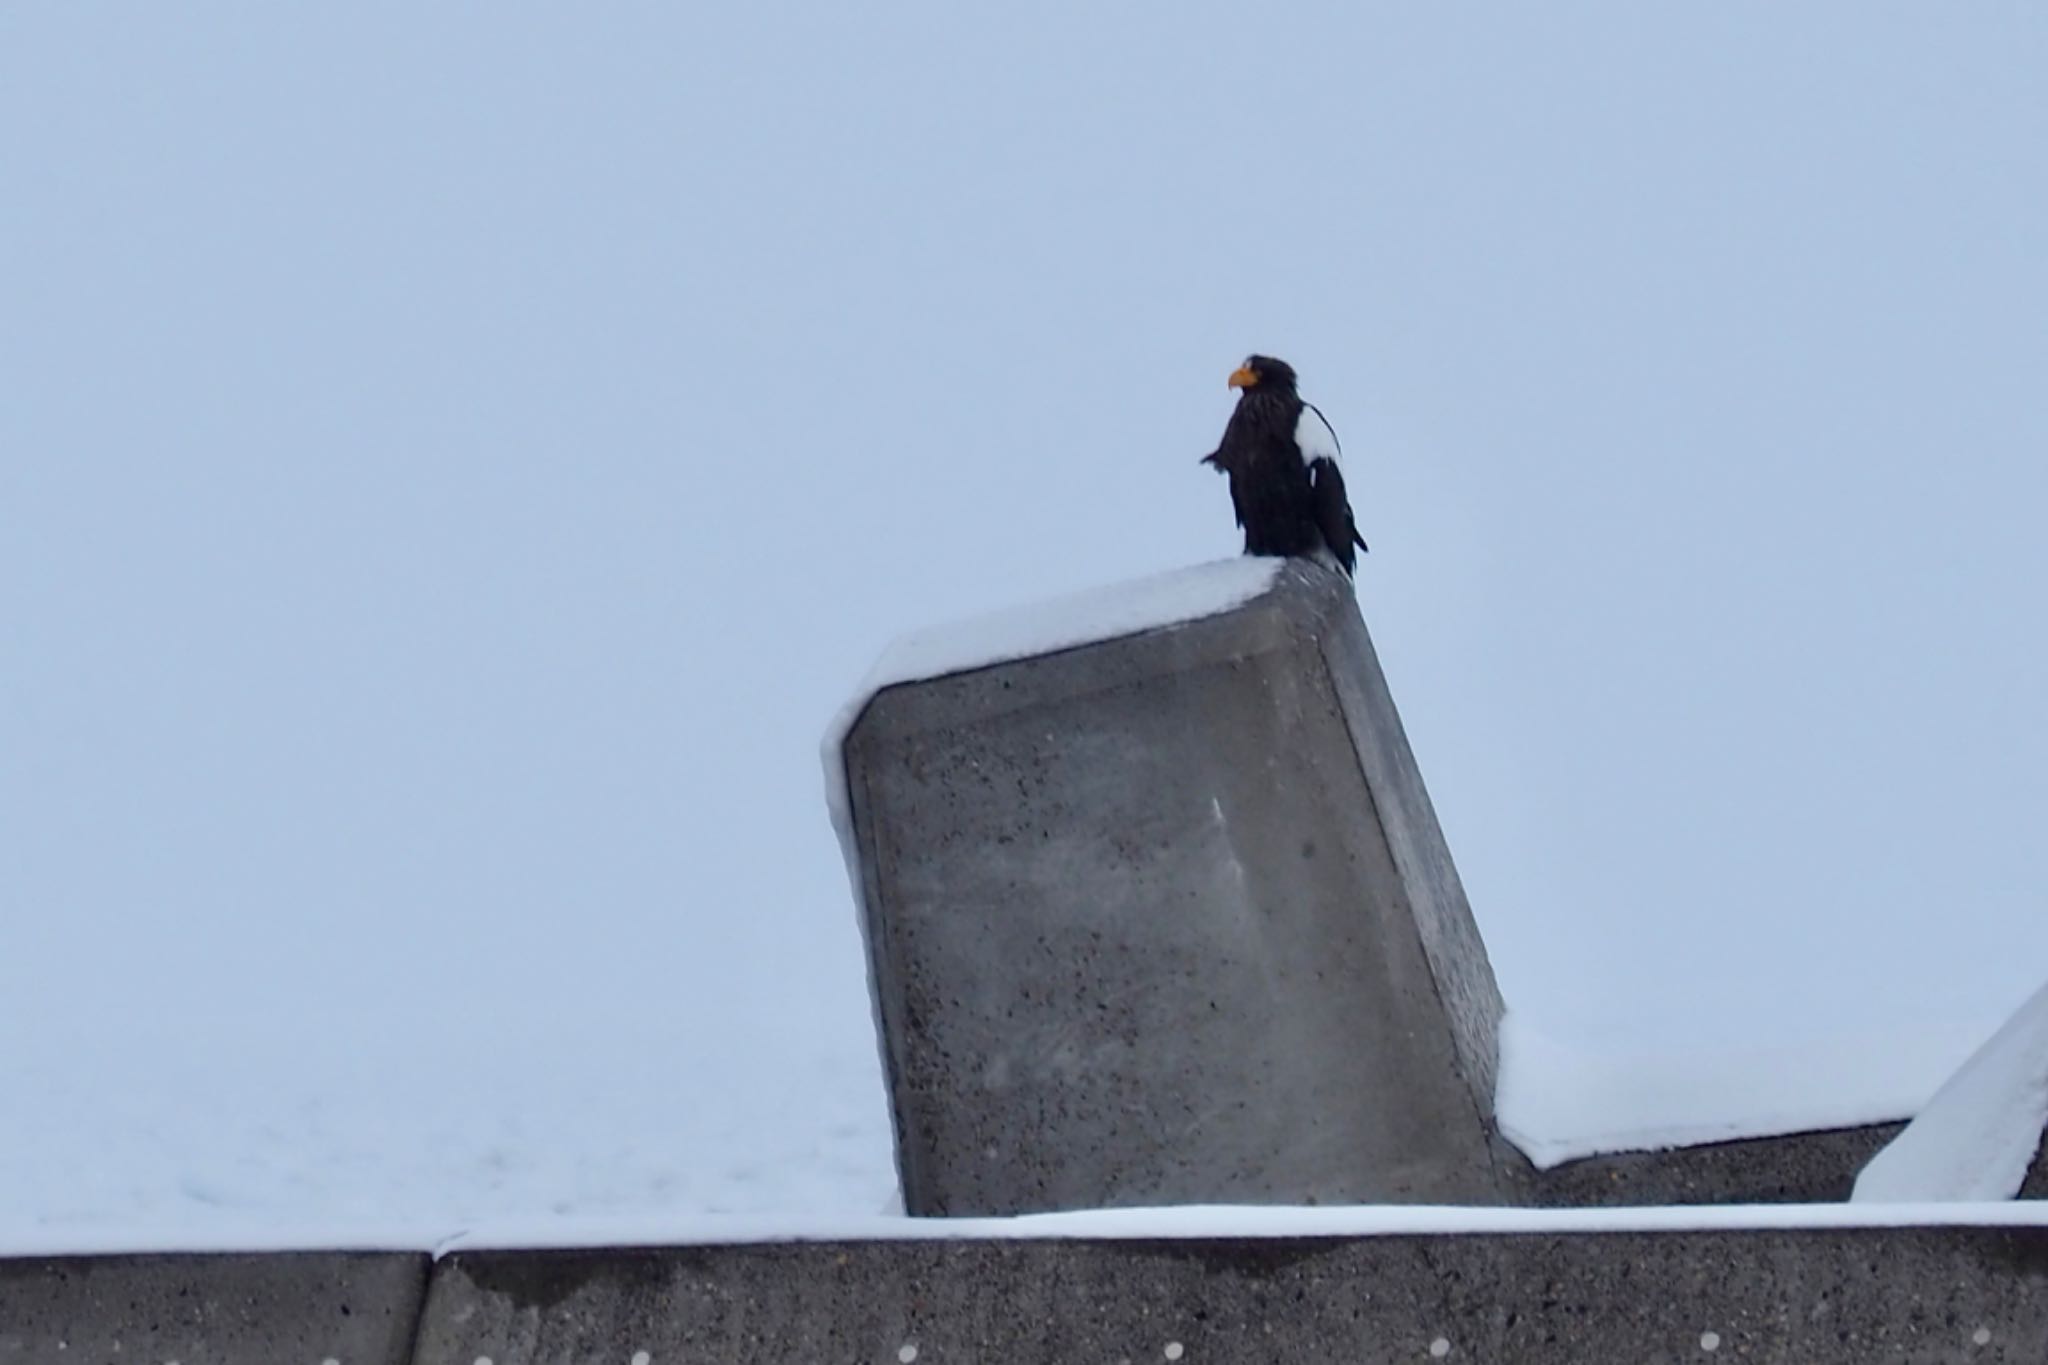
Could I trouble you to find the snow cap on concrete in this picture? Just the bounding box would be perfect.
[820,556,1283,914]
[1852,978,2048,1203]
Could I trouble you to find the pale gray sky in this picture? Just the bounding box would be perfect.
[4,3,2045,1147]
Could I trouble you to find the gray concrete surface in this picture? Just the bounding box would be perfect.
[1307,570,1504,1107]
[1509,1124,1905,1206]
[0,1252,427,1364]
[839,561,1506,1215]
[416,1228,2048,1364]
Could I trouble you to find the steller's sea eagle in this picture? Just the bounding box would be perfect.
[1201,355,1367,576]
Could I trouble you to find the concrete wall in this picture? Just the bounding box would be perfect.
[418,1227,2047,1364]
[449,1229,2045,1363]
[0,1252,427,1364]
[839,561,1506,1215]
[11,1225,2045,1363]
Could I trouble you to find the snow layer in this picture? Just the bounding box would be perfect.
[15,1199,2047,1259]
[1853,980,2048,1203]
[0,1023,900,1258]
[438,1198,2048,1254]
[822,555,1284,764]
[1496,1011,1995,1169]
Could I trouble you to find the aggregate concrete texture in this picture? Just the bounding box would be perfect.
[840,561,1506,1215]
[0,1252,427,1364]
[1513,1123,1907,1207]
[417,1228,2048,1365]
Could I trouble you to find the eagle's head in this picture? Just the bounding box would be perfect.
[1227,355,1298,393]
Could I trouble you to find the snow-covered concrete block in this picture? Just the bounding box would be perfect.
[1853,979,2048,1203]
[0,1252,427,1364]
[827,558,1505,1215]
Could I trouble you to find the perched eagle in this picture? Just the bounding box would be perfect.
[1201,355,1367,576]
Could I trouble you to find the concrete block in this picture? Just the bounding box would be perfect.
[415,1229,2048,1364]
[837,560,1506,1215]
[0,1252,427,1364]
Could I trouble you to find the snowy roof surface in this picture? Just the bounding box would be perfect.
[1496,1012,1998,1169]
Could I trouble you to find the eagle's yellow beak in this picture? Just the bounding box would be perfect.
[1227,364,1258,390]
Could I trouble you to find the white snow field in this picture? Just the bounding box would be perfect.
[0,932,2023,1256]
[0,1021,899,1256]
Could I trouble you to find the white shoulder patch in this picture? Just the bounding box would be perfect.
[1295,402,1342,466]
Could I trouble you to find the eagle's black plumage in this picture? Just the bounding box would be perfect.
[1201,355,1367,576]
